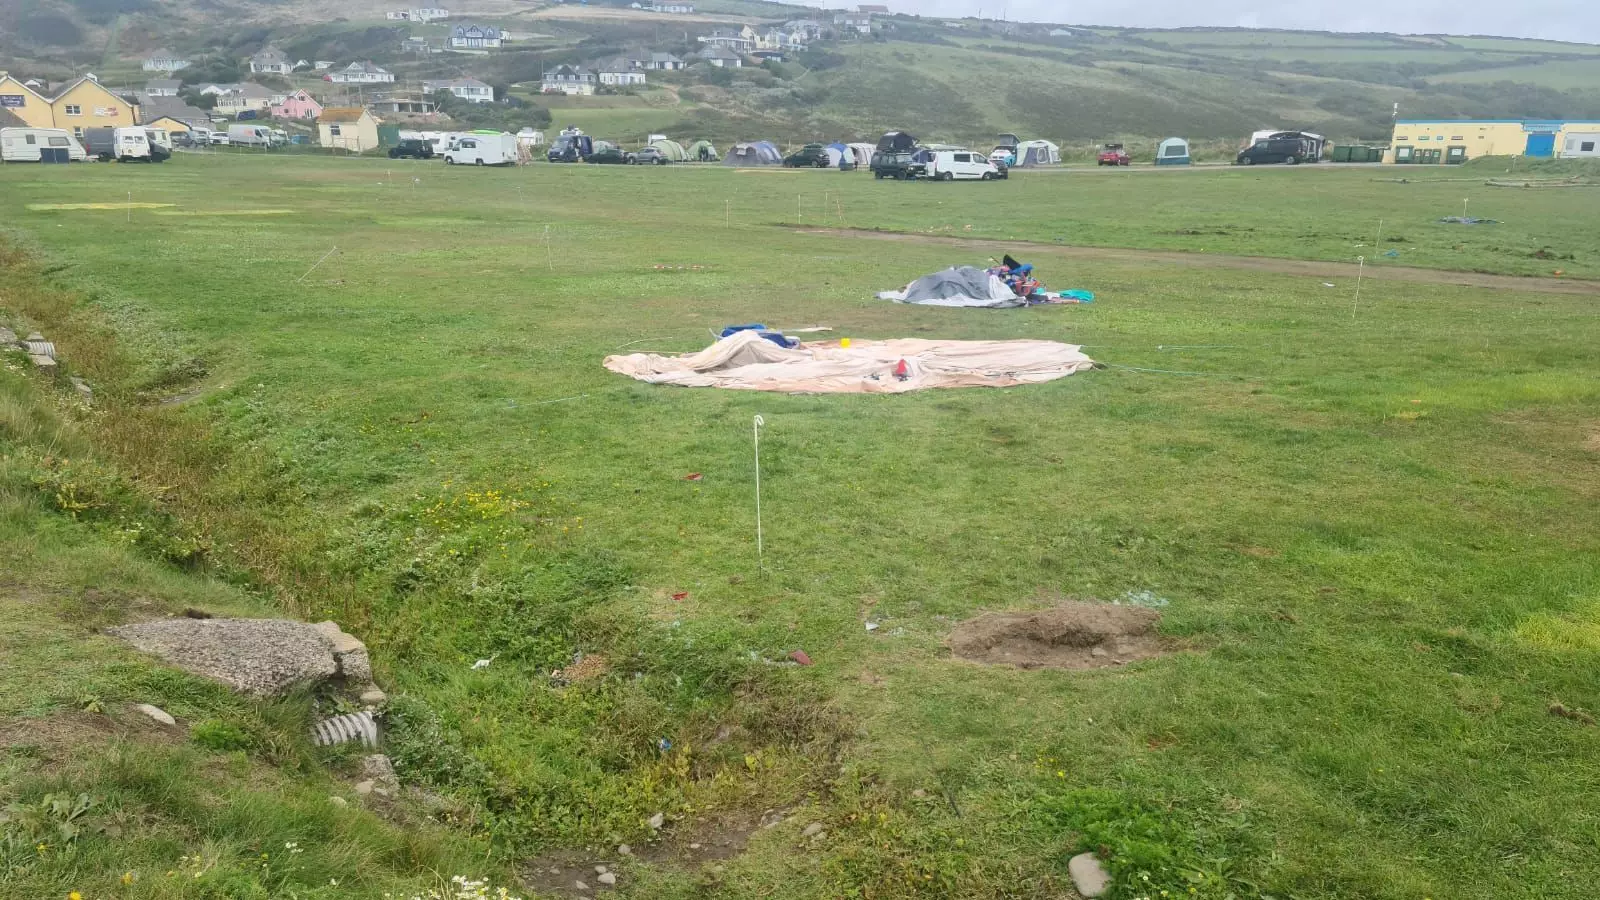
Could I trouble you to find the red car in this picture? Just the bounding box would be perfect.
[1097,143,1130,166]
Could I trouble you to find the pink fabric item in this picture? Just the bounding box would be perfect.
[603,331,1095,394]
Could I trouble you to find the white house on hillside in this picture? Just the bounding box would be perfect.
[645,52,684,71]
[142,49,191,72]
[389,7,450,21]
[541,65,595,96]
[144,79,181,97]
[249,46,294,74]
[326,61,395,84]
[450,25,503,49]
[594,58,646,87]
[699,45,743,67]
[422,77,494,102]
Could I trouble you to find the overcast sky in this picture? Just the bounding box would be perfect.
[851,0,1600,44]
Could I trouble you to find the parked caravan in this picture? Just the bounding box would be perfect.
[0,127,87,163]
[228,123,274,147]
[444,131,518,166]
[84,126,154,162]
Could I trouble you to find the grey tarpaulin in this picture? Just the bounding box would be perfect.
[877,266,1024,308]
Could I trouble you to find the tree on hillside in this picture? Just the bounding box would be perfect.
[16,13,84,47]
[68,0,155,25]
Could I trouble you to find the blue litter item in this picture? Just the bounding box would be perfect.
[720,323,769,337]
[1062,289,1094,303]
[1383,249,1400,258]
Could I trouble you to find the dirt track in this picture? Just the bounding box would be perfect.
[792,228,1600,296]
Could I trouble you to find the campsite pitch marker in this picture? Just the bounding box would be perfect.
[1351,256,1366,320]
[753,414,766,564]
[297,246,340,284]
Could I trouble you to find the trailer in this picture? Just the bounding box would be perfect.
[0,127,87,163]
[444,131,518,166]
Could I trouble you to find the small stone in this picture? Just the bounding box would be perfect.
[648,812,665,830]
[328,796,348,807]
[70,377,93,400]
[911,789,926,798]
[596,872,616,886]
[134,703,176,726]
[1090,646,1108,658]
[594,865,608,875]
[616,844,631,856]
[574,880,589,891]
[360,686,387,705]
[548,867,561,875]
[801,823,824,838]
[1068,852,1111,898]
[0,326,16,344]
[688,842,702,850]
[354,780,376,796]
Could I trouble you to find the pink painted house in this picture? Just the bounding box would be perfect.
[272,89,323,120]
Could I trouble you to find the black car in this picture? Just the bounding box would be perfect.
[1236,138,1309,166]
[584,147,632,165]
[631,147,670,165]
[783,143,831,168]
[388,138,435,160]
[870,150,923,180]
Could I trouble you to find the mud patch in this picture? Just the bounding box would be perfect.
[947,601,1167,670]
[0,708,182,771]
[520,810,768,897]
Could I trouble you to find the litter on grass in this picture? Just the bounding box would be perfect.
[878,256,1094,308]
[1438,216,1501,225]
[604,330,1096,394]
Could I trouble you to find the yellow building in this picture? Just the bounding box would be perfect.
[0,72,140,137]
[144,115,193,138]
[317,107,380,153]
[0,73,54,128]
[1386,119,1600,164]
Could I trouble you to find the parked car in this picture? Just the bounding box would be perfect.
[584,147,632,165]
[388,138,435,160]
[1236,137,1309,166]
[209,132,229,146]
[1097,143,1130,166]
[631,146,670,165]
[924,149,1003,181]
[783,143,831,168]
[870,150,923,180]
[988,147,1016,166]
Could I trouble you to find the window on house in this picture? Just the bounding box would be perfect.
[330,124,341,136]
[72,127,82,138]
[1584,142,1597,153]
[65,104,82,116]
[1395,135,1408,141]
[1451,136,1464,141]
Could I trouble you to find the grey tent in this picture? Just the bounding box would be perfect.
[723,140,782,166]
[876,267,1025,308]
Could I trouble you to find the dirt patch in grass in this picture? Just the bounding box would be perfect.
[0,708,182,771]
[520,809,774,897]
[947,601,1168,670]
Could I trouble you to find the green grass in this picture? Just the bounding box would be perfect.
[2,155,1600,899]
[1430,57,1600,88]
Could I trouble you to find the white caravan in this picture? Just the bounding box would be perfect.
[0,127,87,162]
[443,132,518,166]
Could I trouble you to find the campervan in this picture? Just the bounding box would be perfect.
[923,149,1004,181]
[144,128,172,151]
[228,123,274,147]
[443,132,519,166]
[84,126,153,162]
[548,127,592,162]
[0,127,87,163]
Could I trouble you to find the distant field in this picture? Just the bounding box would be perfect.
[1446,35,1600,54]
[1430,57,1600,89]
[1136,30,1419,49]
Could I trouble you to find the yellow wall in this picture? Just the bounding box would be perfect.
[50,79,140,137]
[0,75,53,128]
[1386,120,1600,163]
[146,115,190,135]
[318,113,379,152]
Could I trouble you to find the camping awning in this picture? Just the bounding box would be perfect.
[604,330,1094,393]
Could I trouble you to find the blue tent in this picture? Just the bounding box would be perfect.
[723,140,782,166]
[1156,137,1191,166]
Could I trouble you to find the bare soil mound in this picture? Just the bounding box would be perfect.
[947,602,1167,670]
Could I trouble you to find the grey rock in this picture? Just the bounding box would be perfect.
[594,865,608,875]
[0,326,16,344]
[361,754,398,791]
[596,872,616,886]
[354,780,376,796]
[29,354,58,374]
[107,618,340,696]
[134,703,176,726]
[574,881,590,891]
[1090,646,1108,658]
[328,796,349,807]
[312,620,373,683]
[69,377,92,400]
[648,812,665,830]
[25,331,44,342]
[801,822,824,838]
[359,686,387,705]
[1068,853,1111,898]
[688,842,702,850]
[616,844,632,856]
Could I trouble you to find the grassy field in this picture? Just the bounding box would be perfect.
[2,154,1600,900]
[1430,57,1600,88]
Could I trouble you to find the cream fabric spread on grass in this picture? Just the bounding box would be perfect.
[603,330,1095,393]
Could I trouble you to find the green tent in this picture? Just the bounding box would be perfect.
[686,139,719,162]
[649,139,688,161]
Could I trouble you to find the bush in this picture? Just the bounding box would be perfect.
[191,719,256,752]
[16,13,84,46]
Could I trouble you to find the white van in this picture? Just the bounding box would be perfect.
[228,123,273,147]
[925,149,1004,181]
[191,126,213,145]
[443,132,518,166]
[0,127,87,163]
[144,127,172,151]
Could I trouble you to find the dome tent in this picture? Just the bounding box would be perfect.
[686,139,719,162]
[648,138,688,161]
[1156,137,1190,165]
[1016,139,1061,167]
[723,140,782,166]
[824,142,850,166]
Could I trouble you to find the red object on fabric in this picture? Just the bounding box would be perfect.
[893,359,909,379]
[789,650,814,666]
